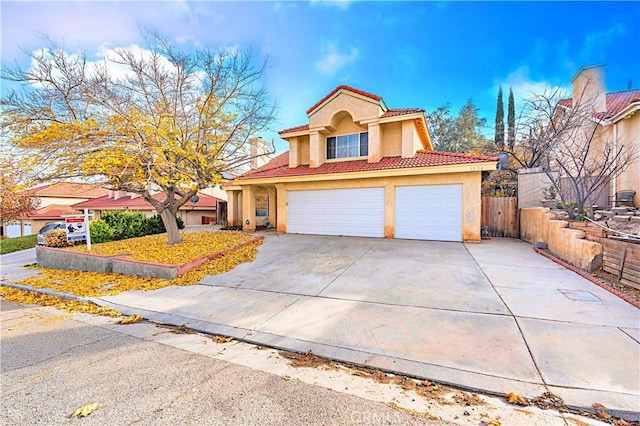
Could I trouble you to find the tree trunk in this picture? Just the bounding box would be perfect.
[160,209,181,245]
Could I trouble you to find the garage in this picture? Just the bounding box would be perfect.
[287,188,384,237]
[395,184,462,241]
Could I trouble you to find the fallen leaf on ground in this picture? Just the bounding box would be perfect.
[70,403,100,418]
[592,403,612,420]
[506,391,528,406]
[120,314,142,324]
[486,419,501,426]
[214,335,233,343]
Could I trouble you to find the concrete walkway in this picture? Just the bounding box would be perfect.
[2,236,639,418]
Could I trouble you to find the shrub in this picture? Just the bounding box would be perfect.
[89,220,115,243]
[176,216,185,229]
[44,228,71,247]
[101,211,147,240]
[145,214,165,235]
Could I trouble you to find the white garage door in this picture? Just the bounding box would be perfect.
[395,184,462,241]
[287,188,384,237]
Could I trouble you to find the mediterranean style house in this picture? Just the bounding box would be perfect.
[558,65,640,207]
[226,86,498,242]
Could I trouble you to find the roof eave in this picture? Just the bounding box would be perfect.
[231,161,497,186]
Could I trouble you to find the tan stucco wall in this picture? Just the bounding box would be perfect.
[331,111,367,135]
[308,92,382,128]
[299,135,310,166]
[614,113,639,206]
[381,122,402,157]
[38,196,92,208]
[520,207,602,271]
[272,171,483,242]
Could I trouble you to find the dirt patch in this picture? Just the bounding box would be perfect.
[278,350,340,371]
[592,269,640,303]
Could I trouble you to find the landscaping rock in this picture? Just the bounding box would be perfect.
[602,211,615,219]
[613,215,631,222]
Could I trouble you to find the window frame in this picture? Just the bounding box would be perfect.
[326,132,369,160]
[255,194,268,217]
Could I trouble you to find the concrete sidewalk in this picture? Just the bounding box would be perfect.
[88,235,639,420]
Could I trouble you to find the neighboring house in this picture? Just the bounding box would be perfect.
[73,191,225,226]
[3,182,109,238]
[226,85,497,242]
[557,65,640,207]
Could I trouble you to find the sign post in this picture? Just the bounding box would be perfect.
[84,208,92,251]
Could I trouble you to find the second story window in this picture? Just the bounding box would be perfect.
[327,132,368,159]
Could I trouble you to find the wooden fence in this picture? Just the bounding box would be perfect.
[481,197,519,238]
[589,236,640,290]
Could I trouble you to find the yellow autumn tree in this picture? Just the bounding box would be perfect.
[1,30,276,244]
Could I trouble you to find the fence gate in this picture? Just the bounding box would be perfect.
[482,197,519,238]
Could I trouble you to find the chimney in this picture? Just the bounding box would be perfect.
[571,65,606,113]
[249,137,271,170]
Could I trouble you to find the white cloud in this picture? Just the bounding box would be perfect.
[493,66,572,112]
[315,44,359,76]
[580,23,626,60]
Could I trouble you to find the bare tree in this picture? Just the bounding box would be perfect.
[1,30,277,244]
[516,85,637,219]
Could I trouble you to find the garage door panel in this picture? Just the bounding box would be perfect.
[288,188,384,237]
[395,185,462,242]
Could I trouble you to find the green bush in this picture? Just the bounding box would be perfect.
[101,211,147,240]
[89,211,186,243]
[44,228,72,247]
[89,219,115,243]
[145,214,165,235]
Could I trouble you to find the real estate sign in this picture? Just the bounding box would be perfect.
[65,217,87,242]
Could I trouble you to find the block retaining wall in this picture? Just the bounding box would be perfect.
[37,236,264,279]
[520,207,603,272]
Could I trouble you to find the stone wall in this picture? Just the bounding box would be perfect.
[520,207,603,271]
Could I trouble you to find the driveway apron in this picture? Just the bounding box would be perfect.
[95,235,640,419]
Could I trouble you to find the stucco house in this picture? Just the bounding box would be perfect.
[3,182,109,238]
[557,65,640,207]
[226,86,498,242]
[73,190,225,226]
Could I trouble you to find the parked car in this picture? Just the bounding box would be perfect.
[37,222,66,246]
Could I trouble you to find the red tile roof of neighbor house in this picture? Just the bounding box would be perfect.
[73,192,224,210]
[19,204,81,220]
[558,89,640,121]
[306,85,382,115]
[25,182,109,198]
[234,151,497,181]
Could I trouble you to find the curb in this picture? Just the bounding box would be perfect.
[0,282,95,304]
[533,247,640,309]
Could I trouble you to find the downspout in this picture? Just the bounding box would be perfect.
[612,123,618,205]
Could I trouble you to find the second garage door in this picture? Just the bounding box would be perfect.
[287,188,384,237]
[395,184,462,241]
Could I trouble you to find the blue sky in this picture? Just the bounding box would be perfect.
[2,1,639,153]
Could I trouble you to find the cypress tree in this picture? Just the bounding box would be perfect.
[507,88,516,150]
[494,87,504,150]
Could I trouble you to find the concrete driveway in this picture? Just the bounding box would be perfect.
[94,235,639,418]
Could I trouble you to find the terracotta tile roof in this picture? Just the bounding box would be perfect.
[306,85,382,115]
[25,182,109,198]
[558,89,640,121]
[381,108,425,118]
[235,151,497,181]
[278,124,310,135]
[73,192,223,210]
[18,204,81,220]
